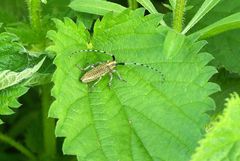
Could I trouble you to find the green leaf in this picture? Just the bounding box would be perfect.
[47,10,219,161]
[191,92,240,161]
[0,57,45,124]
[24,56,55,86]
[186,0,240,74]
[0,85,28,119]
[136,0,157,14]
[0,0,27,24]
[182,0,221,34]
[69,0,126,16]
[193,12,240,39]
[0,58,45,90]
[41,0,47,4]
[169,0,176,9]
[0,32,28,71]
[5,23,41,45]
[211,69,240,115]
[0,32,45,124]
[25,73,52,86]
[76,13,98,30]
[135,0,165,26]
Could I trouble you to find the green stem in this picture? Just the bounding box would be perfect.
[128,0,138,9]
[0,132,36,160]
[26,0,42,32]
[41,84,56,157]
[173,0,186,32]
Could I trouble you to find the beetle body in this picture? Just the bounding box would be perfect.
[81,61,117,83]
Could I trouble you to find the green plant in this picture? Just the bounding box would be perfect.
[0,0,239,161]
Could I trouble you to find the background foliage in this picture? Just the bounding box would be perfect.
[0,0,239,161]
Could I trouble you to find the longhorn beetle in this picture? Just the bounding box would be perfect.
[71,49,165,87]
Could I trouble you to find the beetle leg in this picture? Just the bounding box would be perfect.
[108,72,113,87]
[113,70,127,82]
[91,76,102,88]
[76,62,104,71]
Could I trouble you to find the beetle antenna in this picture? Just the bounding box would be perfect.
[117,62,165,80]
[71,49,115,61]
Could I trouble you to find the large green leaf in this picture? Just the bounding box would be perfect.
[191,92,240,161]
[47,9,219,161]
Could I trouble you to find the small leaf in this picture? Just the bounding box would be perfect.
[162,3,173,11]
[0,85,28,119]
[169,0,176,9]
[193,12,240,39]
[182,0,221,34]
[41,0,47,4]
[136,0,158,13]
[135,1,166,27]
[191,92,240,161]
[69,0,126,16]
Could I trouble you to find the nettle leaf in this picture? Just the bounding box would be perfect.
[0,32,45,124]
[0,85,28,123]
[191,93,240,161]
[211,70,240,114]
[47,9,219,161]
[0,32,28,71]
[0,58,45,90]
[0,64,45,124]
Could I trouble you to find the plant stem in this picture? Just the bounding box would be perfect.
[0,132,36,160]
[128,0,138,9]
[41,84,56,157]
[173,0,186,32]
[26,0,42,32]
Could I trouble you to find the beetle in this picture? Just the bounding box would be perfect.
[72,49,165,87]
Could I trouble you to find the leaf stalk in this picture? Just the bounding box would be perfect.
[0,132,36,160]
[26,0,42,32]
[173,0,186,32]
[41,84,56,157]
[128,0,138,9]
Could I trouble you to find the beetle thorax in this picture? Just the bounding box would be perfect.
[106,60,117,70]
